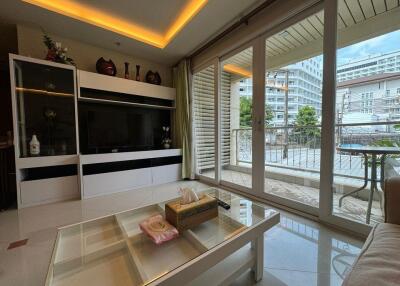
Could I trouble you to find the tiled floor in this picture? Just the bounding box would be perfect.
[205,169,383,224]
[0,180,364,286]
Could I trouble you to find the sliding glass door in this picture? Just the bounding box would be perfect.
[332,0,400,225]
[262,9,324,211]
[191,0,400,235]
[220,47,254,189]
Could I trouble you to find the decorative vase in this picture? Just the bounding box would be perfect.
[29,135,40,156]
[124,62,130,79]
[135,65,141,81]
[96,57,117,76]
[45,49,57,62]
[145,71,162,85]
[163,142,171,149]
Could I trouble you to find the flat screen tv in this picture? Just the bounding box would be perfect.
[79,102,170,154]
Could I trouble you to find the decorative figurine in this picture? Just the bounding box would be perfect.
[124,62,130,79]
[96,57,117,76]
[29,134,40,156]
[135,65,141,81]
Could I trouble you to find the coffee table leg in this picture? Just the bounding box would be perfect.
[366,154,377,224]
[251,234,264,282]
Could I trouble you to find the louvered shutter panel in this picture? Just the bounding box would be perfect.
[193,67,231,173]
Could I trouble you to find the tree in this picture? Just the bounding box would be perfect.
[240,97,252,127]
[265,104,274,127]
[240,96,274,128]
[294,105,320,137]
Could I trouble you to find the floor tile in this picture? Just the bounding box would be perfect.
[0,180,364,286]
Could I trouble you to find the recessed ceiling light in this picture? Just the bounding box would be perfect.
[22,0,208,49]
[279,30,290,38]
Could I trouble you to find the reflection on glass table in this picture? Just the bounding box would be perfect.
[46,188,279,286]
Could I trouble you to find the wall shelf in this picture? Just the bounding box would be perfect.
[78,70,176,101]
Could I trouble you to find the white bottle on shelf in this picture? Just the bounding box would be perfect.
[29,134,40,156]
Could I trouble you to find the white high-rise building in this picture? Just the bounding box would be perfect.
[337,50,400,83]
[239,58,323,126]
[336,50,400,122]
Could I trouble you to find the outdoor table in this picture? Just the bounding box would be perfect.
[336,146,400,224]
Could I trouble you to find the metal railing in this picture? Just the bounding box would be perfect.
[232,121,400,181]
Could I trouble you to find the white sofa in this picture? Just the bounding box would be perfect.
[343,177,400,286]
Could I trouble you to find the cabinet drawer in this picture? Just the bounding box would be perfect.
[20,175,79,207]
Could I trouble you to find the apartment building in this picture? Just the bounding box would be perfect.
[239,58,322,125]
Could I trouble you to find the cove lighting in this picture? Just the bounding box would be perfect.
[223,64,252,78]
[22,0,208,49]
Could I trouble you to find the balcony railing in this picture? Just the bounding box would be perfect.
[232,121,400,181]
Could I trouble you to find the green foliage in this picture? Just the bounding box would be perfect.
[265,104,274,127]
[294,105,320,137]
[43,34,55,50]
[240,97,252,127]
[239,96,274,127]
[371,139,399,148]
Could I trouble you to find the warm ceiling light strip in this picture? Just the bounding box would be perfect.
[165,0,208,42]
[223,64,252,78]
[16,87,74,97]
[22,0,208,49]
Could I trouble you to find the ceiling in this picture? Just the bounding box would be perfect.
[222,0,400,75]
[0,0,264,65]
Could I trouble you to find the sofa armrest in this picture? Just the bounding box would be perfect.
[384,176,400,225]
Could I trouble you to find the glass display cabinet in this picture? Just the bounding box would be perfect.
[12,58,77,157]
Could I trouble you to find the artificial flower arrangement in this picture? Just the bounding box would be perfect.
[43,34,75,65]
[162,126,172,149]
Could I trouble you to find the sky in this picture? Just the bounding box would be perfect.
[337,29,400,66]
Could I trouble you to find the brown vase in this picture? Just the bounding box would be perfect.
[124,62,130,79]
[135,65,141,81]
[96,57,117,76]
[45,49,57,62]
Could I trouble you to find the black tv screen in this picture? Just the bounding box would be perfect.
[79,102,170,154]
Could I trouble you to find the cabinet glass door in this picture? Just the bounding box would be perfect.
[13,60,76,157]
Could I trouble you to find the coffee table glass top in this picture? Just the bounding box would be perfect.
[46,188,278,286]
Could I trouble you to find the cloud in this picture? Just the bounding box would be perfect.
[337,29,400,66]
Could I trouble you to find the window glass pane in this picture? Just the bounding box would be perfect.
[221,47,253,188]
[333,0,400,225]
[264,11,324,208]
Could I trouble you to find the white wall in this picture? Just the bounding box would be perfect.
[17,24,173,87]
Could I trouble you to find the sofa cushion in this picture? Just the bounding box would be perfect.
[343,223,400,286]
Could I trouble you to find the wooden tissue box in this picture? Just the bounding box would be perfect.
[165,194,218,231]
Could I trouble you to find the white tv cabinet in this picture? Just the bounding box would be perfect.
[80,149,182,199]
[9,54,179,208]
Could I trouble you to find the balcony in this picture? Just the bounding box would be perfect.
[202,122,400,225]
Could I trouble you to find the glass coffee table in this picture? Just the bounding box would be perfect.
[45,188,280,286]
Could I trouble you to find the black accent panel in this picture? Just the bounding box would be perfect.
[150,156,182,167]
[21,164,77,181]
[80,88,173,107]
[83,155,182,175]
